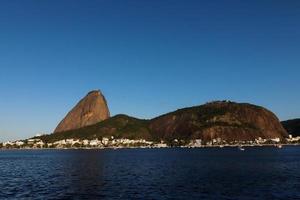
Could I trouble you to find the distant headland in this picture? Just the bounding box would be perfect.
[1,90,300,149]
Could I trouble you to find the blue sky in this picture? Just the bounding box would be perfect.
[0,0,299,142]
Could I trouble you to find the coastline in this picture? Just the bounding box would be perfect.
[1,143,299,151]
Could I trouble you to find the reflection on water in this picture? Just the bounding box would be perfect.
[0,147,300,199]
[58,150,106,198]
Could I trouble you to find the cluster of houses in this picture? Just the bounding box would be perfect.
[187,137,284,147]
[1,138,45,149]
[0,136,168,149]
[286,135,300,143]
[1,135,300,149]
[49,137,157,148]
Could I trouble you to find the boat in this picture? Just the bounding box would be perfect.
[277,144,283,148]
[238,146,245,151]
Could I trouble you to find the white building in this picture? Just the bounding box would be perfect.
[271,138,281,143]
[90,139,101,146]
[82,140,89,146]
[15,141,24,146]
[65,139,81,146]
[3,141,14,147]
[54,140,66,146]
[35,141,45,147]
[27,139,41,144]
[102,137,109,145]
[188,139,202,147]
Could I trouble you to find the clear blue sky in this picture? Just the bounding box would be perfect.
[0,0,299,142]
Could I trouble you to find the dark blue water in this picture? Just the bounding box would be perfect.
[0,147,300,200]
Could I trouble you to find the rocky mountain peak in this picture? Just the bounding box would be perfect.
[88,89,101,95]
[54,90,110,133]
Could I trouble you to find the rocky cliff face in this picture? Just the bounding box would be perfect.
[149,101,287,142]
[54,90,110,133]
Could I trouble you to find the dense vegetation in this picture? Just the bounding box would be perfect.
[281,119,300,136]
[37,115,151,143]
[149,101,264,140]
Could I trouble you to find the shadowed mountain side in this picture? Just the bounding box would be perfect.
[281,119,300,137]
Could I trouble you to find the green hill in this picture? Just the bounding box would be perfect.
[37,114,151,143]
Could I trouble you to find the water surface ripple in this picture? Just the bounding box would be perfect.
[0,147,300,199]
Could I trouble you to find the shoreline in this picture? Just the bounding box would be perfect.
[1,143,300,150]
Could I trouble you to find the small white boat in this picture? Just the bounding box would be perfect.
[238,146,245,151]
[277,144,283,149]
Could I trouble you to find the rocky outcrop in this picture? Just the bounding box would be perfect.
[54,90,110,133]
[149,101,288,142]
